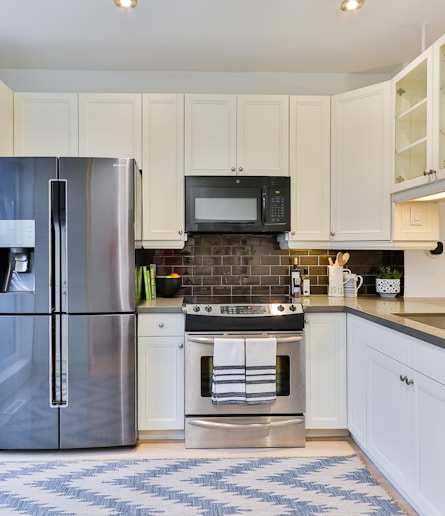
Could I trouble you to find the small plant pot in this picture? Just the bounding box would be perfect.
[376,278,400,297]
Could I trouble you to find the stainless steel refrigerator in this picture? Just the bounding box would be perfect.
[0,157,137,449]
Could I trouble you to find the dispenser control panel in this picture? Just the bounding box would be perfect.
[0,220,35,247]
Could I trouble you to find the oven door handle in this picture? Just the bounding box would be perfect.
[187,418,304,430]
[186,335,304,345]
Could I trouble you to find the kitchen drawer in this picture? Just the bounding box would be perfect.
[138,313,185,337]
[412,338,445,386]
[365,321,410,365]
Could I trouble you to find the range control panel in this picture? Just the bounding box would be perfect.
[183,303,303,317]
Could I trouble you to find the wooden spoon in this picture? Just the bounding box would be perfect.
[328,256,334,266]
[336,252,343,267]
[342,252,350,266]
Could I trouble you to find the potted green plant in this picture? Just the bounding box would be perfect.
[375,266,402,297]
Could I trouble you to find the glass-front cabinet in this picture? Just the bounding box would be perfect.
[392,49,432,191]
[392,35,445,195]
[437,37,445,176]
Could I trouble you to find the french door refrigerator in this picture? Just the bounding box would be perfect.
[0,157,137,449]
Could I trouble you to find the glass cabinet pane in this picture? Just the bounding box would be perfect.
[394,59,428,183]
[440,43,445,173]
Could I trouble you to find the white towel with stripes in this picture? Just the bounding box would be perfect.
[211,338,246,405]
[245,337,277,405]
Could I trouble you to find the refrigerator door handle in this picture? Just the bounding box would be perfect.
[50,315,68,408]
[50,180,67,313]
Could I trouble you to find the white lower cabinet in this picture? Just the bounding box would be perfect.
[348,315,445,516]
[366,346,415,494]
[305,313,347,432]
[346,314,367,449]
[137,313,184,437]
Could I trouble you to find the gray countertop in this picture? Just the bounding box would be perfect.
[302,296,445,349]
[137,295,445,349]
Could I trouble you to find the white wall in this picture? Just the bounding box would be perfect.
[0,69,392,96]
[404,202,445,297]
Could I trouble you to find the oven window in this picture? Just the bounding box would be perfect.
[200,356,290,397]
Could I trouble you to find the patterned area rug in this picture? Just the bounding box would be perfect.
[0,455,404,515]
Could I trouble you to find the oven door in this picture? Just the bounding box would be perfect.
[185,332,305,416]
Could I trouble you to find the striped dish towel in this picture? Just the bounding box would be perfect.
[245,337,277,405]
[211,338,246,405]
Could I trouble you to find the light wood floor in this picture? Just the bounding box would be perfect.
[0,438,418,515]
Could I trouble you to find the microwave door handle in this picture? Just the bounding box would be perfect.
[261,189,267,224]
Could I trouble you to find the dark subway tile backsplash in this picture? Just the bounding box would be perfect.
[136,235,404,301]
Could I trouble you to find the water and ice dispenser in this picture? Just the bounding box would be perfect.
[0,220,35,293]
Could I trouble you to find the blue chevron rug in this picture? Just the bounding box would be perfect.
[0,455,404,515]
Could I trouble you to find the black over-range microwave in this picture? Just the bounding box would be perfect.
[185,176,290,234]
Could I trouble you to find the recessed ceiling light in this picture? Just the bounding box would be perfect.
[115,0,137,8]
[340,0,364,12]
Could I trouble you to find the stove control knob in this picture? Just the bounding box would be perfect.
[289,304,297,312]
[277,304,285,312]
[205,305,212,313]
[192,305,201,313]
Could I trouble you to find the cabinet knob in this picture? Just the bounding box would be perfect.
[178,230,183,235]
[238,166,243,172]
[405,377,414,386]
[231,166,236,172]
[158,322,164,328]
[330,231,335,237]
[423,170,429,176]
[399,374,407,382]
[178,342,184,348]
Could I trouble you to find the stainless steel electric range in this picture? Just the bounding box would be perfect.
[183,297,306,448]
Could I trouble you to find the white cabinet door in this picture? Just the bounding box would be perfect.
[78,93,142,165]
[305,313,347,430]
[14,93,78,156]
[286,96,330,243]
[366,347,415,493]
[138,335,184,431]
[237,95,289,176]
[185,95,236,175]
[0,81,13,156]
[141,94,185,248]
[346,314,367,449]
[185,94,288,176]
[331,82,391,242]
[138,313,185,432]
[413,370,445,516]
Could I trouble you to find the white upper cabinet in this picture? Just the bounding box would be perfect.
[78,93,142,165]
[0,81,13,156]
[14,92,78,156]
[280,96,331,247]
[331,81,391,243]
[392,34,445,197]
[391,48,433,193]
[141,94,185,248]
[185,94,289,176]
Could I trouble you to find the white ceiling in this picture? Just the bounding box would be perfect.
[1,0,445,75]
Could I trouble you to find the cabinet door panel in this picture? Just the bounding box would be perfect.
[138,336,184,431]
[185,95,236,175]
[289,96,330,241]
[78,94,141,165]
[237,95,289,176]
[305,313,346,430]
[366,348,414,491]
[14,93,78,157]
[415,372,445,516]
[142,94,185,246]
[346,314,367,448]
[331,82,391,241]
